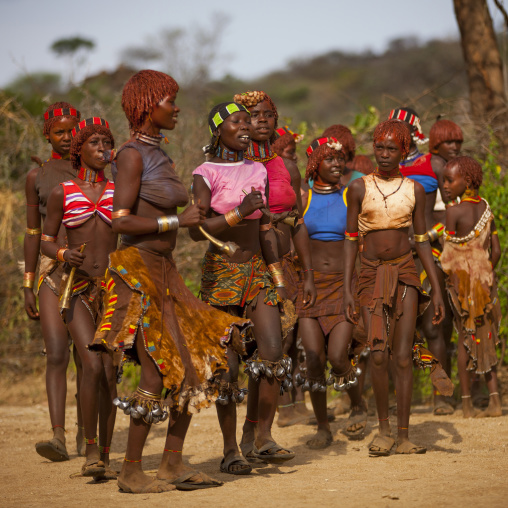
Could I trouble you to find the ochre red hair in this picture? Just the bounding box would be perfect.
[429,119,463,153]
[306,138,346,182]
[321,125,356,162]
[445,155,482,189]
[121,70,179,131]
[373,119,411,159]
[43,102,80,137]
[70,124,115,170]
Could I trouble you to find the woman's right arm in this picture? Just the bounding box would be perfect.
[23,169,42,319]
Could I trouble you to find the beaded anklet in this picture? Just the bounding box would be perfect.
[85,437,97,445]
[98,446,110,454]
[378,417,389,422]
[277,403,294,409]
[164,449,182,453]
[124,458,142,463]
[245,417,258,424]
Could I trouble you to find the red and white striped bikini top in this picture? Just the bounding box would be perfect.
[60,180,114,228]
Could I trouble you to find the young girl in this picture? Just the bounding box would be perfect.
[26,103,81,462]
[192,101,295,473]
[41,117,119,477]
[440,156,502,418]
[296,136,367,449]
[344,119,445,456]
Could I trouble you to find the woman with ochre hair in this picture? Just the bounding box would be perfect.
[91,71,250,494]
[295,136,367,448]
[344,119,447,456]
[26,103,82,462]
[233,90,317,437]
[389,108,455,415]
[41,117,118,478]
[192,101,295,472]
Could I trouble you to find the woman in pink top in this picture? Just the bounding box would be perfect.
[192,102,295,474]
[233,91,316,428]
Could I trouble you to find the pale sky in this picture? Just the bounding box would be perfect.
[0,0,505,87]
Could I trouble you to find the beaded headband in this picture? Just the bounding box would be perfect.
[306,137,342,157]
[44,107,80,121]
[388,108,427,143]
[209,103,250,135]
[275,126,303,143]
[72,117,109,137]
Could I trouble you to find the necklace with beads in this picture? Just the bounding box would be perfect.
[400,149,422,166]
[313,181,340,194]
[216,146,243,162]
[461,194,481,204]
[78,167,106,183]
[373,169,405,208]
[245,140,277,163]
[51,151,70,160]
[134,131,168,146]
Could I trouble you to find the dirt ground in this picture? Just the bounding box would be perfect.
[1,384,507,508]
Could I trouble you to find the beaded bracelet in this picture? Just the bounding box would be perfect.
[41,234,57,243]
[345,231,359,241]
[26,227,41,236]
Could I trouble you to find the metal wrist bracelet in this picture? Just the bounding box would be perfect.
[157,215,179,233]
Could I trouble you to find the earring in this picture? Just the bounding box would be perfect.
[463,187,475,198]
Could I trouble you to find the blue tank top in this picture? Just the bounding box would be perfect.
[303,187,348,241]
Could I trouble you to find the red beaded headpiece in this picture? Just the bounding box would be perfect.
[306,137,340,157]
[388,108,427,143]
[72,117,109,137]
[43,107,80,121]
[275,126,303,143]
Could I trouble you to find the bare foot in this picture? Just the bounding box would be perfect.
[306,428,333,450]
[294,400,312,417]
[119,464,175,493]
[476,394,502,418]
[462,397,478,418]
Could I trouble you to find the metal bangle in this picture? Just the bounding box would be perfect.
[26,227,41,236]
[57,248,68,262]
[23,272,35,289]
[414,233,429,243]
[157,215,179,234]
[41,234,57,243]
[111,209,131,219]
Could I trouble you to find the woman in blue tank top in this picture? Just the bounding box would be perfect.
[295,137,367,449]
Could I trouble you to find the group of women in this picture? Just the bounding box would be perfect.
[24,69,502,494]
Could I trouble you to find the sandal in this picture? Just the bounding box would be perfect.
[35,438,69,462]
[118,477,176,494]
[368,434,395,457]
[252,440,295,463]
[344,405,368,441]
[220,454,252,475]
[240,440,265,464]
[306,429,333,450]
[395,441,426,455]
[93,464,119,481]
[81,459,106,477]
[168,471,223,490]
[433,400,454,416]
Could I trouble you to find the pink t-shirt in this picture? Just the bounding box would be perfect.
[193,159,267,219]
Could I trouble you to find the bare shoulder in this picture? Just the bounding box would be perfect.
[348,176,365,198]
[413,180,426,200]
[26,166,40,187]
[282,157,301,179]
[431,154,446,175]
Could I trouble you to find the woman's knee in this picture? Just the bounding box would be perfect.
[45,345,70,369]
[304,350,326,376]
[256,336,282,363]
[370,350,388,369]
[392,350,412,371]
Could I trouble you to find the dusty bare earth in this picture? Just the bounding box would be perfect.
[1,388,507,508]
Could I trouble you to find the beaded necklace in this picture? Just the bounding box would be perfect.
[400,149,422,166]
[245,140,277,163]
[216,146,243,162]
[461,189,481,204]
[78,167,106,183]
[51,151,70,160]
[373,169,405,209]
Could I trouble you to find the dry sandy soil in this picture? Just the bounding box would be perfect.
[1,391,507,508]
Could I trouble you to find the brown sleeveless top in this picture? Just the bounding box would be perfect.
[358,173,415,234]
[112,140,188,209]
[34,158,76,216]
